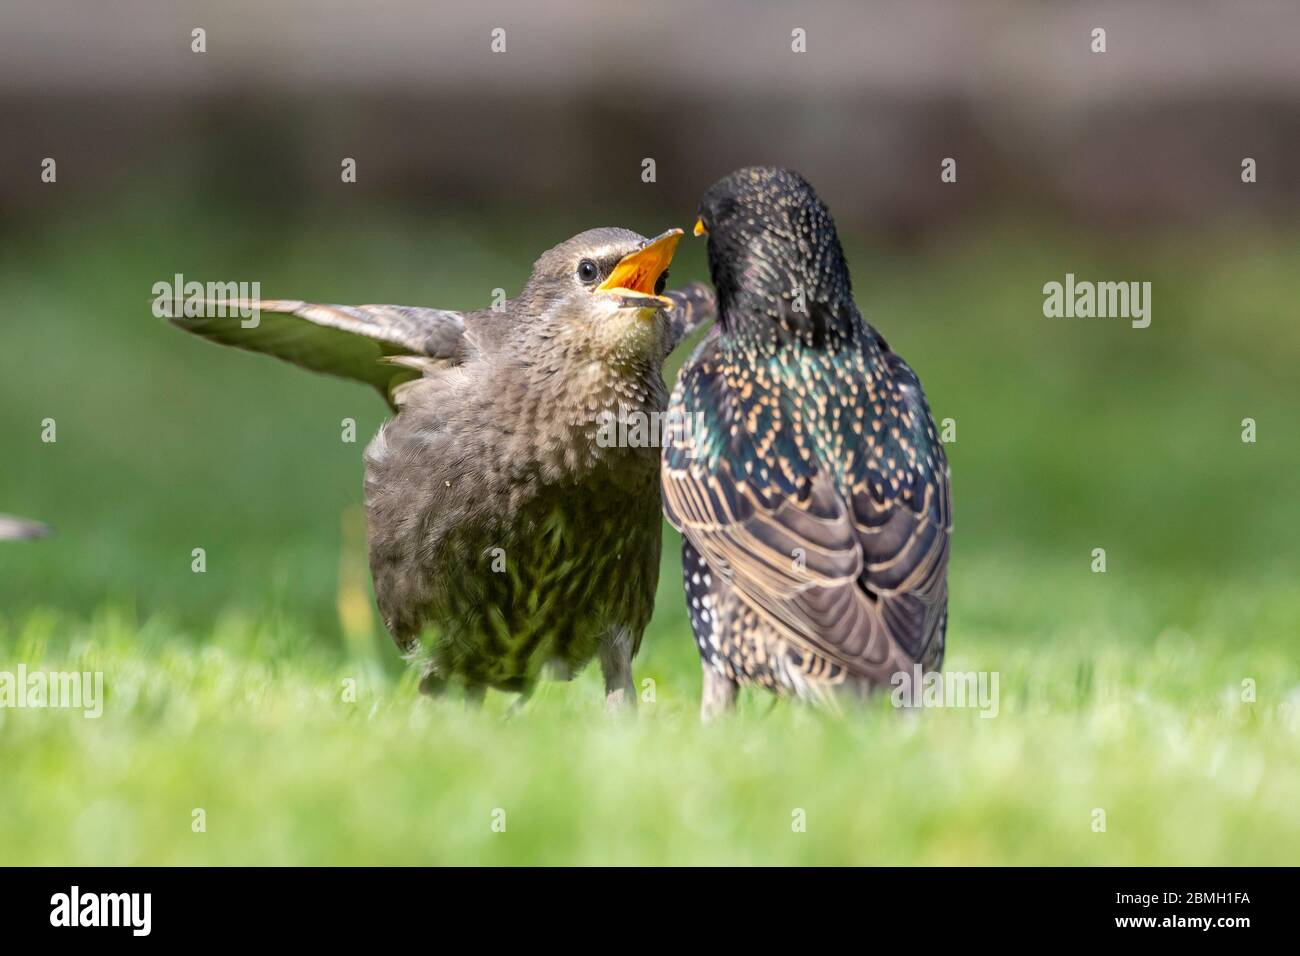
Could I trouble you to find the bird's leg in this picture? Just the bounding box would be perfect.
[599,628,637,715]
[418,669,448,697]
[463,683,486,709]
[700,664,739,722]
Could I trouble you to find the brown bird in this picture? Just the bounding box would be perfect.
[664,168,951,717]
[169,227,714,709]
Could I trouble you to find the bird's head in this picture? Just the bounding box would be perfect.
[694,167,853,341]
[521,226,682,365]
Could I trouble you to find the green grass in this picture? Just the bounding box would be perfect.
[1,198,1297,864]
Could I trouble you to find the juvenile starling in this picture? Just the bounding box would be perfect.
[662,168,951,717]
[170,227,714,709]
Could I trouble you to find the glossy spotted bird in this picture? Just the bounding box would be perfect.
[663,168,951,717]
[169,227,715,710]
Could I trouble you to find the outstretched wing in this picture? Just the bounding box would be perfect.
[662,333,951,684]
[663,282,716,351]
[166,300,466,408]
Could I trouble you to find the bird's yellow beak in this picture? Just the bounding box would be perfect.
[597,228,682,309]
[693,218,708,237]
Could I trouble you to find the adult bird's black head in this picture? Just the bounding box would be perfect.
[694,167,854,347]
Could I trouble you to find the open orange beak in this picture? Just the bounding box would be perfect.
[597,228,682,309]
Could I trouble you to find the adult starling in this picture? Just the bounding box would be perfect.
[170,227,715,709]
[662,168,951,717]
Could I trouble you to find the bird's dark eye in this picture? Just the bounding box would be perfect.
[577,259,600,284]
[654,270,668,296]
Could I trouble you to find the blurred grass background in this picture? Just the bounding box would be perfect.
[1,196,1297,864]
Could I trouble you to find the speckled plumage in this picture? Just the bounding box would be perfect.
[0,515,49,541]
[171,227,714,708]
[663,168,952,716]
